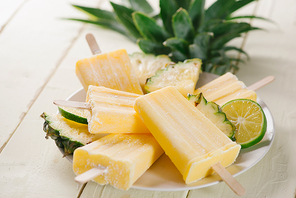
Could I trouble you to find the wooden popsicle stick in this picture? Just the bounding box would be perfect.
[247,75,275,91]
[212,163,245,196]
[86,33,101,55]
[75,166,107,184]
[53,100,91,110]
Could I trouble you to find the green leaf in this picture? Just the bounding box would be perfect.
[211,22,255,37]
[175,0,191,10]
[129,0,154,14]
[170,50,188,62]
[204,0,236,22]
[159,0,179,35]
[65,18,135,41]
[188,0,205,30]
[111,2,142,39]
[193,32,212,50]
[211,23,261,49]
[189,44,207,60]
[204,62,214,72]
[213,65,231,75]
[133,12,170,42]
[164,37,189,56]
[227,15,274,23]
[72,5,116,21]
[227,0,256,17]
[137,39,171,55]
[197,19,223,33]
[222,46,249,59]
[172,8,195,43]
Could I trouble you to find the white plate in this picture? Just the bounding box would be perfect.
[62,72,275,191]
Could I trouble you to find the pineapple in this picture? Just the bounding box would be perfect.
[144,58,202,96]
[69,0,266,75]
[129,52,171,90]
[188,93,236,140]
[41,112,102,156]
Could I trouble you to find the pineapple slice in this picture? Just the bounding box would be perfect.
[187,93,236,140]
[41,112,103,156]
[129,52,171,90]
[144,59,202,96]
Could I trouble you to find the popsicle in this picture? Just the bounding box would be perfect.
[194,72,257,106]
[76,34,143,94]
[86,85,149,134]
[73,133,164,190]
[134,87,241,185]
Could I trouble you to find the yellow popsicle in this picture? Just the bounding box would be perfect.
[86,85,149,134]
[134,87,241,184]
[76,49,143,94]
[194,72,257,105]
[73,133,164,190]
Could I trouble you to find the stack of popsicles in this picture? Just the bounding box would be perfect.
[68,35,261,194]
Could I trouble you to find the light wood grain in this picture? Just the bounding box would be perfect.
[0,0,101,149]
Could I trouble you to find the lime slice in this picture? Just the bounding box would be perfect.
[58,106,90,125]
[221,99,267,148]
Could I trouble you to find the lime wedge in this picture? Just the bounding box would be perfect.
[58,106,90,125]
[221,99,267,148]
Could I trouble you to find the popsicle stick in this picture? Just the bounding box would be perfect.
[247,75,275,91]
[212,163,245,196]
[75,166,107,184]
[86,33,101,55]
[53,100,91,110]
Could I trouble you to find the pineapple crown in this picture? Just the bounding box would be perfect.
[67,0,270,75]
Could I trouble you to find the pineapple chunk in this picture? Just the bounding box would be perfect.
[129,52,171,90]
[144,59,202,96]
[187,93,236,140]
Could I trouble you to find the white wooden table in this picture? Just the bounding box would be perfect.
[1,0,295,197]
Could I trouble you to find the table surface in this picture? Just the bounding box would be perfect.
[1,0,295,197]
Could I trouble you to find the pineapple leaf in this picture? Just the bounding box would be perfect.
[193,32,212,50]
[222,46,249,59]
[129,0,154,14]
[228,15,274,23]
[188,0,205,31]
[137,39,171,55]
[227,0,256,17]
[110,2,142,40]
[159,0,179,35]
[189,44,207,60]
[170,50,188,61]
[172,8,195,43]
[72,5,116,21]
[211,22,256,37]
[133,12,171,42]
[211,24,260,49]
[175,0,191,10]
[204,0,236,22]
[65,18,134,41]
[164,37,189,56]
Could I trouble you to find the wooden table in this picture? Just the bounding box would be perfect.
[1,0,295,197]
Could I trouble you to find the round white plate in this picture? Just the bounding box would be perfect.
[62,72,275,191]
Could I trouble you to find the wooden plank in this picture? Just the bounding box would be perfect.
[81,183,188,198]
[0,0,25,31]
[0,0,101,149]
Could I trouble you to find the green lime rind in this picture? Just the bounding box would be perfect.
[222,99,267,149]
[58,106,88,124]
[187,92,236,140]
